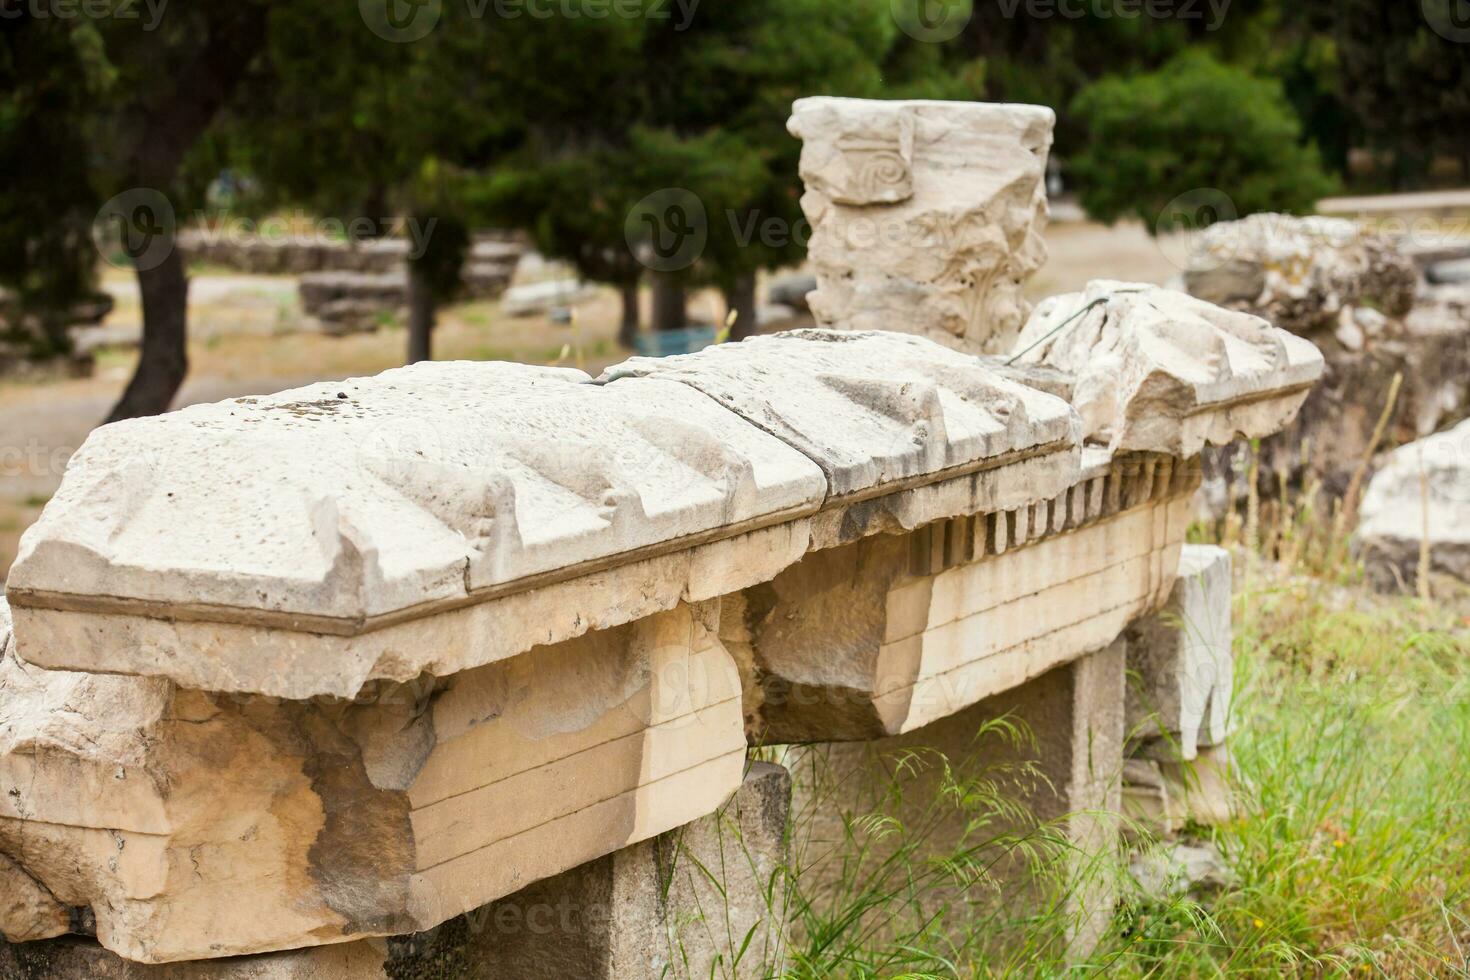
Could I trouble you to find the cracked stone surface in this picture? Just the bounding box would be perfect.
[601,329,1079,496]
[0,598,743,964]
[1012,281,1323,455]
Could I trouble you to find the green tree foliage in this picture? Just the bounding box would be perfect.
[1069,51,1338,230]
[0,17,106,358]
[1301,0,1470,185]
[1,2,272,418]
[202,3,510,361]
[473,0,983,339]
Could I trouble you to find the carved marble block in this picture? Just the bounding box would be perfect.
[787,98,1055,354]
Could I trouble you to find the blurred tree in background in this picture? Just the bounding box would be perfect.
[1302,0,1470,188]
[472,0,986,337]
[1069,51,1338,231]
[201,2,506,361]
[1,2,272,417]
[0,15,104,360]
[3,0,1469,412]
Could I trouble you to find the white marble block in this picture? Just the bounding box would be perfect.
[787,98,1055,354]
[1125,544,1234,758]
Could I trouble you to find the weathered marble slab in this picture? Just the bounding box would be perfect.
[0,598,743,964]
[1357,417,1470,590]
[10,361,824,621]
[5,363,827,695]
[600,330,1080,497]
[1012,281,1324,455]
[787,97,1055,354]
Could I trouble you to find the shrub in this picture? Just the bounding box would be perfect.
[1069,51,1339,232]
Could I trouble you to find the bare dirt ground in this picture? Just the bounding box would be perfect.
[0,219,1178,583]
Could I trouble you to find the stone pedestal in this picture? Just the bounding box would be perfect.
[785,641,1126,960]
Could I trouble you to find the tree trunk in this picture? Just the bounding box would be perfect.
[104,244,189,423]
[102,1,270,424]
[407,262,436,363]
[724,272,758,342]
[617,279,641,349]
[651,272,687,333]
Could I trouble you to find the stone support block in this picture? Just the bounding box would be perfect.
[785,641,1126,960]
[0,599,745,963]
[1124,544,1233,759]
[729,454,1196,742]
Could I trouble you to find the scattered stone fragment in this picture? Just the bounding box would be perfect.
[1129,841,1234,900]
[1358,417,1470,590]
[1184,214,1416,333]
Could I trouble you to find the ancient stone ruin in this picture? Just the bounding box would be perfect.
[0,98,1321,977]
[1182,212,1470,502]
[177,231,524,335]
[788,98,1053,355]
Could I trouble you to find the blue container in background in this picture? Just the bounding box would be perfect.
[633,326,719,358]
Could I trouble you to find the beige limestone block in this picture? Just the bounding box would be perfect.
[786,98,1055,354]
[0,852,69,944]
[0,763,793,980]
[0,599,745,963]
[1013,281,1324,456]
[729,455,1194,742]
